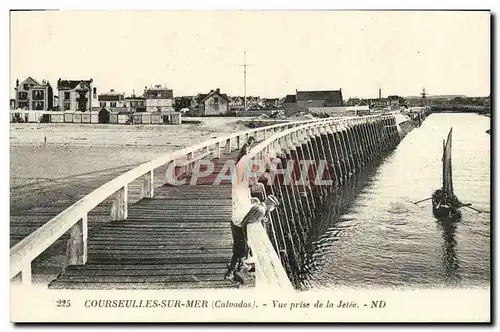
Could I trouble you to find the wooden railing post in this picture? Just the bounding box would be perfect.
[142,170,154,198]
[164,161,174,185]
[225,138,231,153]
[237,135,241,149]
[110,185,128,221]
[68,214,88,265]
[213,142,221,159]
[21,259,32,287]
[186,152,194,174]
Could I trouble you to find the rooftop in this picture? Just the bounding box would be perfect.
[57,79,93,90]
[199,89,229,103]
[296,90,343,104]
[144,86,174,99]
[283,94,297,104]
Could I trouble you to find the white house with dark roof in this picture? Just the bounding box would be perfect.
[57,79,95,112]
[144,85,174,112]
[14,77,54,111]
[98,89,126,109]
[197,88,229,115]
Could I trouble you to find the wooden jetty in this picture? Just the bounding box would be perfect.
[51,159,237,290]
[10,113,419,290]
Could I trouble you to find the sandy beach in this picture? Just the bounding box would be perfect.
[10,117,247,209]
[10,118,249,233]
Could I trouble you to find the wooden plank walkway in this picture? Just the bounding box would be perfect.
[48,153,242,290]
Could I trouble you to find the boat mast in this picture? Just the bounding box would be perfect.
[442,139,446,191]
[442,128,454,195]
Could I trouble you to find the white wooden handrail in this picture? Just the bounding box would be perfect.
[9,118,328,282]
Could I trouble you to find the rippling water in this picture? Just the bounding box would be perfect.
[301,113,491,289]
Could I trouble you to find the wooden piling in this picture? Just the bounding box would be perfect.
[309,128,329,199]
[333,129,348,184]
[338,126,353,180]
[327,125,343,185]
[320,129,338,188]
[344,124,358,173]
[352,121,366,169]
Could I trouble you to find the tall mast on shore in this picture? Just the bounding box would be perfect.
[238,50,255,111]
[421,87,427,106]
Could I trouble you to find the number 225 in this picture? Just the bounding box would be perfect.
[56,300,71,308]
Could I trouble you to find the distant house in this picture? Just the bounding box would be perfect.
[246,96,262,109]
[281,94,297,111]
[387,95,405,110]
[296,89,343,109]
[197,89,229,116]
[229,96,244,111]
[57,79,94,112]
[261,98,280,109]
[125,95,146,112]
[15,77,54,111]
[228,95,262,111]
[98,89,126,110]
[174,96,193,112]
[144,85,174,112]
[364,97,388,109]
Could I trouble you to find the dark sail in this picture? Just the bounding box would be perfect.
[442,128,454,195]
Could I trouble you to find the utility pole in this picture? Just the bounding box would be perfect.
[420,87,427,106]
[237,50,255,111]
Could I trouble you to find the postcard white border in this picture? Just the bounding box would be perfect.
[3,0,496,328]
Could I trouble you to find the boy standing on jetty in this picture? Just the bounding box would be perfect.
[224,195,280,283]
[236,136,256,163]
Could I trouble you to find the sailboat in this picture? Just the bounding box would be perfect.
[431,128,462,219]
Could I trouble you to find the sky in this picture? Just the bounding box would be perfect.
[10,10,490,99]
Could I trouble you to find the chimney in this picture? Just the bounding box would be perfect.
[110,89,114,93]
[378,88,381,99]
[216,88,220,94]
[16,79,19,87]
